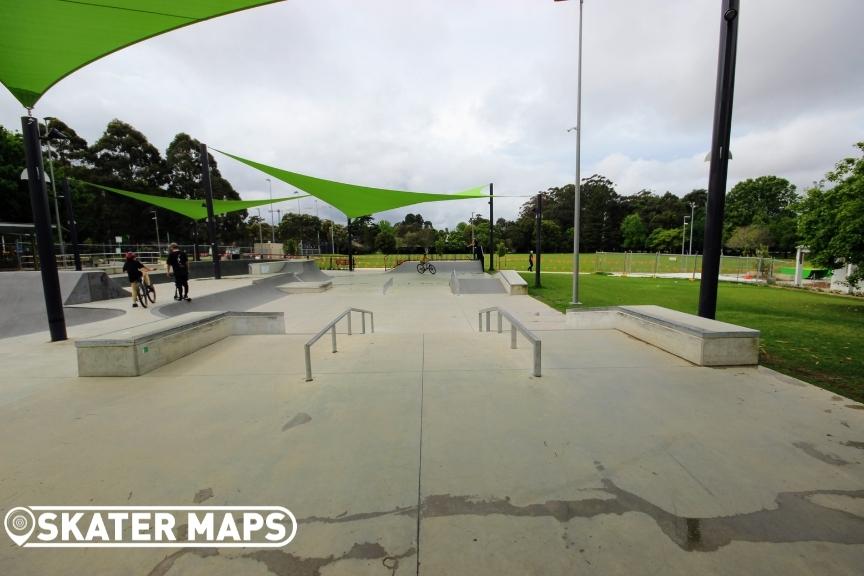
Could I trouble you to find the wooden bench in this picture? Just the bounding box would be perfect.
[496,270,528,295]
[566,305,759,366]
[75,311,285,377]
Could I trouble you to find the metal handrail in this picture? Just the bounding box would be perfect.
[304,308,374,381]
[478,306,541,377]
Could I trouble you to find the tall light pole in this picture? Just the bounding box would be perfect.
[256,208,263,245]
[681,215,689,256]
[42,120,66,266]
[688,202,696,254]
[266,178,274,242]
[152,209,161,257]
[559,0,584,306]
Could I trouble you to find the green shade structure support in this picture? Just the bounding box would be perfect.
[62,178,82,271]
[213,150,488,219]
[0,0,284,109]
[200,143,220,279]
[489,182,494,272]
[78,182,305,221]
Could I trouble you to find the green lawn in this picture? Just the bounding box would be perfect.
[521,272,864,403]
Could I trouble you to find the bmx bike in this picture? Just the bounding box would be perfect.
[416,261,436,275]
[136,275,156,308]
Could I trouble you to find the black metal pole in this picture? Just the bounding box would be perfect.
[21,116,66,341]
[62,179,82,271]
[192,221,200,261]
[535,193,542,288]
[488,183,495,272]
[699,0,739,319]
[347,217,353,271]
[200,143,221,279]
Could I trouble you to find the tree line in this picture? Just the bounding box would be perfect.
[1,119,861,278]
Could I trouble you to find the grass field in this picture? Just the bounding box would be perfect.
[520,272,864,404]
[314,252,806,277]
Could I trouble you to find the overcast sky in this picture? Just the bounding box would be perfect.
[2,0,862,229]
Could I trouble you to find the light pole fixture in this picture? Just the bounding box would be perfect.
[266,178,274,242]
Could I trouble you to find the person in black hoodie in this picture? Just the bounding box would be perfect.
[166,243,191,301]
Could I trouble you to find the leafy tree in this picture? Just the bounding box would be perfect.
[0,125,29,223]
[726,225,772,256]
[86,119,168,243]
[166,132,244,242]
[726,176,797,227]
[647,227,682,253]
[620,213,647,250]
[375,228,397,253]
[42,117,89,169]
[799,142,864,286]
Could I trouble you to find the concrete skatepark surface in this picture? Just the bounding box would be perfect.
[1,267,863,575]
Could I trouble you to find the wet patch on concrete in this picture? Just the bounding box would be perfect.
[282,412,312,432]
[420,480,864,552]
[244,544,415,576]
[299,504,416,524]
[193,487,214,504]
[842,441,864,450]
[793,441,850,466]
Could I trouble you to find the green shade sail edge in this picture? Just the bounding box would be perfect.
[213,149,488,219]
[0,0,284,108]
[79,181,306,221]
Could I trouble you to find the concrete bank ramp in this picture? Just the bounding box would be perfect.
[390,259,482,274]
[450,272,507,294]
[0,271,129,338]
[247,258,332,282]
[157,272,298,318]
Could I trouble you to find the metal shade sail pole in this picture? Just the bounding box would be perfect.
[488,182,494,272]
[62,178,82,271]
[21,115,66,341]
[699,0,740,319]
[535,193,542,288]
[200,143,221,279]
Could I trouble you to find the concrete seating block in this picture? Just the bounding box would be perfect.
[566,305,759,366]
[75,311,285,377]
[497,270,528,295]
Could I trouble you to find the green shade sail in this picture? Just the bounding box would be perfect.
[214,149,488,218]
[0,0,282,108]
[81,181,305,221]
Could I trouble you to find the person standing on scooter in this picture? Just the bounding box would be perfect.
[166,242,191,301]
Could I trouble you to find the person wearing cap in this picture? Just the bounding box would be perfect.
[122,252,153,308]
[166,242,191,301]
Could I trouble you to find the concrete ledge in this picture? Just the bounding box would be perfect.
[75,311,285,377]
[277,281,332,293]
[566,305,759,366]
[496,270,528,295]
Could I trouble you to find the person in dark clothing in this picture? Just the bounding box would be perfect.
[475,242,484,271]
[528,250,534,272]
[166,243,190,301]
[122,252,152,308]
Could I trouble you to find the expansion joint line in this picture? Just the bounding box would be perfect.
[415,333,425,576]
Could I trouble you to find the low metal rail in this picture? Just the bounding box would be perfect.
[304,308,374,381]
[478,306,541,377]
